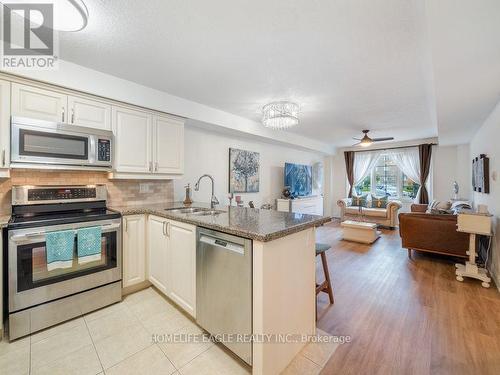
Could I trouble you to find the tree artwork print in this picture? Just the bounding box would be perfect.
[229,148,260,193]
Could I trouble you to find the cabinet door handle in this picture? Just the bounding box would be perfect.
[155,162,158,172]
[1,149,5,167]
[167,222,170,237]
[124,218,128,232]
[62,106,65,122]
[162,221,166,236]
[71,108,75,123]
[149,162,153,172]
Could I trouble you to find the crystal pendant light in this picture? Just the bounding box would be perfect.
[4,0,89,32]
[262,101,299,130]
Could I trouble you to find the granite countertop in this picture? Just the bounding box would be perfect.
[110,202,331,242]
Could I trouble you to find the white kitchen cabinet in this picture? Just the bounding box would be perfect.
[111,110,185,178]
[153,115,184,174]
[68,95,111,130]
[166,219,196,317]
[11,83,67,123]
[146,215,196,317]
[147,215,169,294]
[122,215,146,288]
[112,106,153,173]
[0,79,11,177]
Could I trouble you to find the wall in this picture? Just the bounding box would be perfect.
[0,170,173,215]
[470,99,500,287]
[432,144,470,201]
[2,61,332,154]
[173,126,323,208]
[329,142,470,217]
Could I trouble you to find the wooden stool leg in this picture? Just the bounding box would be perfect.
[320,252,334,304]
[408,249,412,259]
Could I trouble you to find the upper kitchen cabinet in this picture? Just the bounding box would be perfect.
[112,106,152,174]
[0,79,11,177]
[153,115,184,174]
[110,108,185,179]
[12,83,111,131]
[11,83,67,123]
[68,95,112,130]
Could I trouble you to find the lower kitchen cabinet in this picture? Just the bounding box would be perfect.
[122,215,146,287]
[166,219,196,317]
[147,215,169,294]
[146,215,196,317]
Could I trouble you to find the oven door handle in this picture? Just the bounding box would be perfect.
[10,223,121,243]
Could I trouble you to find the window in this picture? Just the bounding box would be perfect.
[374,155,398,198]
[354,175,370,196]
[402,174,420,199]
[354,153,420,201]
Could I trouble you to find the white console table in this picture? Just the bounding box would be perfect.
[455,211,492,288]
[276,196,323,216]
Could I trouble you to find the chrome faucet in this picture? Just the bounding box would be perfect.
[194,174,219,209]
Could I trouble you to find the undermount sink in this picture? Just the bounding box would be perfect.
[165,207,207,214]
[191,209,225,216]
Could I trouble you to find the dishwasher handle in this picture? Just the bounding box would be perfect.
[199,235,245,255]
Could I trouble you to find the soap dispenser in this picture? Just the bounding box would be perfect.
[183,183,193,205]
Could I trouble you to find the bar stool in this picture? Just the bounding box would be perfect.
[315,243,334,315]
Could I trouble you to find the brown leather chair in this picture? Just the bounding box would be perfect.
[399,212,469,258]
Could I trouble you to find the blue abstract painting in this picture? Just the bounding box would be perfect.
[284,163,312,197]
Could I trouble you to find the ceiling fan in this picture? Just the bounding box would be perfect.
[352,130,394,147]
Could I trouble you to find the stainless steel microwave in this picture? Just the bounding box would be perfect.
[11,116,113,170]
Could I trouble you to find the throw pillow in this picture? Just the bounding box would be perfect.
[428,200,439,210]
[430,208,453,215]
[450,201,471,210]
[351,194,368,207]
[372,196,388,209]
[436,201,452,210]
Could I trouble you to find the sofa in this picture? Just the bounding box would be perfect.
[337,198,402,228]
[399,209,469,258]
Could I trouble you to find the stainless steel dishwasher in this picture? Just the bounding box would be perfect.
[196,228,252,365]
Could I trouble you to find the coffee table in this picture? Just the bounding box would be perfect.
[341,220,381,244]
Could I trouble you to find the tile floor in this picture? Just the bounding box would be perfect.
[0,287,338,375]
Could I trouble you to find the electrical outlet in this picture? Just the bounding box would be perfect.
[139,183,151,193]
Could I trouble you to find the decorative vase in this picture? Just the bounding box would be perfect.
[282,187,292,199]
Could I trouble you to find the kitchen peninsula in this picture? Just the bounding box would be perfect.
[111,203,330,375]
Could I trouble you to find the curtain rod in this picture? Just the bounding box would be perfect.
[351,143,437,153]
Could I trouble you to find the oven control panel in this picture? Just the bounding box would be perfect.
[28,187,97,201]
[97,139,111,161]
[11,185,107,205]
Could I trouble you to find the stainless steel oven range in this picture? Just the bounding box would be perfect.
[5,185,122,340]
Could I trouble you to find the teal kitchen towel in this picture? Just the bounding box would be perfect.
[77,226,102,264]
[46,230,75,271]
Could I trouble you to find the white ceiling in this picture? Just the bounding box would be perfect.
[56,0,500,148]
[426,0,500,145]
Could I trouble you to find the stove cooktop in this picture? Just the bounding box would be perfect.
[8,209,121,229]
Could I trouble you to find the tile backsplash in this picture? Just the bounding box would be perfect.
[0,169,174,215]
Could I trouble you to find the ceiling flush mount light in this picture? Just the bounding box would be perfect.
[4,0,89,32]
[262,101,299,130]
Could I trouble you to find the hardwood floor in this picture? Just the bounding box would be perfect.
[315,221,500,375]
